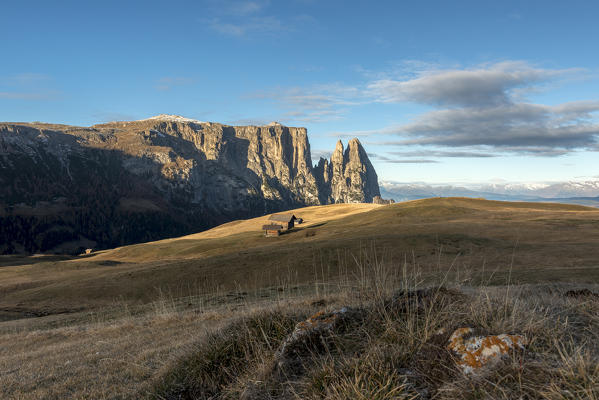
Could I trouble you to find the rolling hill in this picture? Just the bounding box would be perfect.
[1,197,599,320]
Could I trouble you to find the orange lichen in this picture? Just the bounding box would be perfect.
[276,307,348,363]
[295,309,344,332]
[447,327,526,374]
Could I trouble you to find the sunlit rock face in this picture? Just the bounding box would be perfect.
[314,139,380,204]
[0,116,380,253]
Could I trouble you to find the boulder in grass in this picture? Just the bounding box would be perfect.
[447,327,527,374]
[275,307,350,371]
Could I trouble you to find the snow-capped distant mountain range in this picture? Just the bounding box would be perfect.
[380,180,599,207]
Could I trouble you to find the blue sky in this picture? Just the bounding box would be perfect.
[2,0,598,183]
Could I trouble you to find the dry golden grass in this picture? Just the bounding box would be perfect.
[0,306,236,399]
[144,259,599,400]
[86,203,381,263]
[1,198,599,316]
[178,203,381,240]
[1,198,599,398]
[1,251,598,399]
[0,286,342,399]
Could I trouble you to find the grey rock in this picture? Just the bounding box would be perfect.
[315,138,380,203]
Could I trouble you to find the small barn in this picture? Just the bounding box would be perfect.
[268,214,297,230]
[262,224,284,236]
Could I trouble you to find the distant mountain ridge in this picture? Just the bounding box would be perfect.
[380,180,599,207]
[0,115,380,254]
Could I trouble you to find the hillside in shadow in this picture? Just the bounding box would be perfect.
[0,123,304,254]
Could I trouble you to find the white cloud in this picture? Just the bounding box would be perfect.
[366,61,573,107]
[245,60,599,156]
[337,61,598,156]
[391,101,599,153]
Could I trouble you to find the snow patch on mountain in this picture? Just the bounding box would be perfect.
[144,114,206,124]
[380,179,599,201]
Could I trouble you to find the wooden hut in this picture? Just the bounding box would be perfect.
[268,214,297,230]
[262,224,284,236]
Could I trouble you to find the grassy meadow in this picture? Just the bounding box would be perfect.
[1,198,598,399]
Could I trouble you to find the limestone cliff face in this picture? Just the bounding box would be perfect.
[314,139,381,204]
[102,119,321,214]
[0,115,379,253]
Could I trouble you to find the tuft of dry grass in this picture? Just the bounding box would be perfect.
[140,253,599,399]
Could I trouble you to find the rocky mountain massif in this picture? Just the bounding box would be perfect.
[0,115,380,254]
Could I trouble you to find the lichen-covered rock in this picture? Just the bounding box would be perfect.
[275,307,350,370]
[447,327,527,374]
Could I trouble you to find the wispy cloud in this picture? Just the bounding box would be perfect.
[2,73,50,86]
[249,84,361,123]
[331,125,399,138]
[0,73,59,101]
[368,152,441,164]
[385,159,440,164]
[353,59,451,81]
[0,92,54,100]
[311,149,332,161]
[155,76,195,91]
[507,12,523,20]
[227,117,272,125]
[201,0,312,37]
[206,15,286,37]
[388,150,498,158]
[225,0,267,15]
